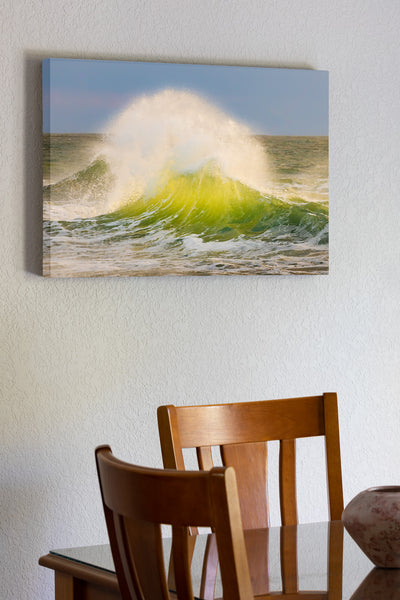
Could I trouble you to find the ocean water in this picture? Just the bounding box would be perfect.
[43,91,328,277]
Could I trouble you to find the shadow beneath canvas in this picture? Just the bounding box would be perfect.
[23,53,43,275]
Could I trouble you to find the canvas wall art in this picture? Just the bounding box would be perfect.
[43,59,328,277]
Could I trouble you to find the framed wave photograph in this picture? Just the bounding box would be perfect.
[42,59,329,277]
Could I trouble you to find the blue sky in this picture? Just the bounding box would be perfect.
[43,59,328,135]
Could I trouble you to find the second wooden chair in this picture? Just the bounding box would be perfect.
[95,445,254,600]
[157,393,343,529]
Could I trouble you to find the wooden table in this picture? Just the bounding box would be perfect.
[39,521,399,599]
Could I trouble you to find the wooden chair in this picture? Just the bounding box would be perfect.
[157,393,343,529]
[158,393,343,599]
[95,445,254,600]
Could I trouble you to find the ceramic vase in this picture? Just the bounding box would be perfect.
[342,486,400,568]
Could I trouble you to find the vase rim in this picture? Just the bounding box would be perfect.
[365,485,400,493]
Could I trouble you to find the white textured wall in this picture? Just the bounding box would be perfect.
[1,1,400,599]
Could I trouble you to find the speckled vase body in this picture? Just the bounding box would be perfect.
[342,486,400,568]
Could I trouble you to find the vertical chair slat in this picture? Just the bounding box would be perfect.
[221,441,269,529]
[122,518,169,600]
[197,446,214,470]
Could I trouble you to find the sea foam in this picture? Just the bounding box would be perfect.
[102,89,271,211]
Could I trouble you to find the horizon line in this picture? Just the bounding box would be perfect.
[43,131,329,137]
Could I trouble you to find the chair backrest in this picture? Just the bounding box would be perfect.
[157,393,343,528]
[95,445,254,600]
